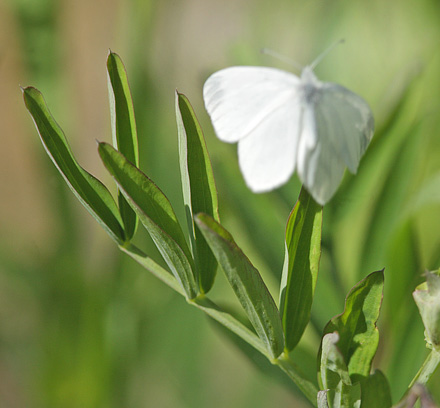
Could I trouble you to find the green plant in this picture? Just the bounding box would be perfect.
[23,51,440,407]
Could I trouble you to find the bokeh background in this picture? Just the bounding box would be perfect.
[1,0,440,407]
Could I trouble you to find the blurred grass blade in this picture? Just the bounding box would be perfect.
[280,186,322,351]
[176,91,219,294]
[360,370,392,408]
[107,51,139,239]
[22,86,125,244]
[319,270,384,384]
[195,213,284,359]
[98,142,197,299]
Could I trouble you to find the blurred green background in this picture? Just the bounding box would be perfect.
[1,0,440,406]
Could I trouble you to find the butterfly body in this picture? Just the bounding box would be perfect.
[203,63,374,205]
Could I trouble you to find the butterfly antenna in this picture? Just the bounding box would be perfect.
[260,48,303,71]
[310,39,345,70]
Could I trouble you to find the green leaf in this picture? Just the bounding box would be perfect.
[360,370,392,408]
[319,332,361,408]
[280,186,323,351]
[98,142,197,299]
[107,51,139,240]
[22,86,125,244]
[319,270,384,385]
[176,91,219,294]
[195,213,284,359]
[320,332,351,391]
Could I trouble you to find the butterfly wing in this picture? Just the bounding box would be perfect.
[203,66,300,142]
[297,83,374,205]
[203,66,302,192]
[314,83,374,173]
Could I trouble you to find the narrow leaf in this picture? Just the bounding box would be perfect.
[98,142,197,299]
[107,51,139,239]
[176,91,219,293]
[319,270,384,384]
[360,370,392,408]
[280,186,323,351]
[22,86,125,244]
[195,213,284,359]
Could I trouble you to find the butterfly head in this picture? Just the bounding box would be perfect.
[301,65,320,81]
[300,67,321,103]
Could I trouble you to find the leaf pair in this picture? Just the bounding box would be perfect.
[103,90,221,299]
[22,52,140,246]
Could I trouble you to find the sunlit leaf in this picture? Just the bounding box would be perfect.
[319,270,384,384]
[195,213,284,358]
[98,142,197,299]
[176,91,219,293]
[280,186,322,351]
[320,332,360,408]
[107,51,139,239]
[22,86,125,244]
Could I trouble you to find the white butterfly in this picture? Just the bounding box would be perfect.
[203,51,374,205]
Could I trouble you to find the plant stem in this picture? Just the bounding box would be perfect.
[408,348,440,389]
[275,352,319,407]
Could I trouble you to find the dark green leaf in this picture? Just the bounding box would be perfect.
[360,370,392,408]
[98,142,197,299]
[22,86,125,244]
[319,270,384,385]
[280,186,323,351]
[176,91,219,293]
[195,213,284,359]
[107,51,139,239]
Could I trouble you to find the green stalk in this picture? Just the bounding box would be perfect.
[275,353,319,407]
[408,348,440,389]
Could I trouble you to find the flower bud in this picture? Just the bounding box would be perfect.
[413,270,440,349]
